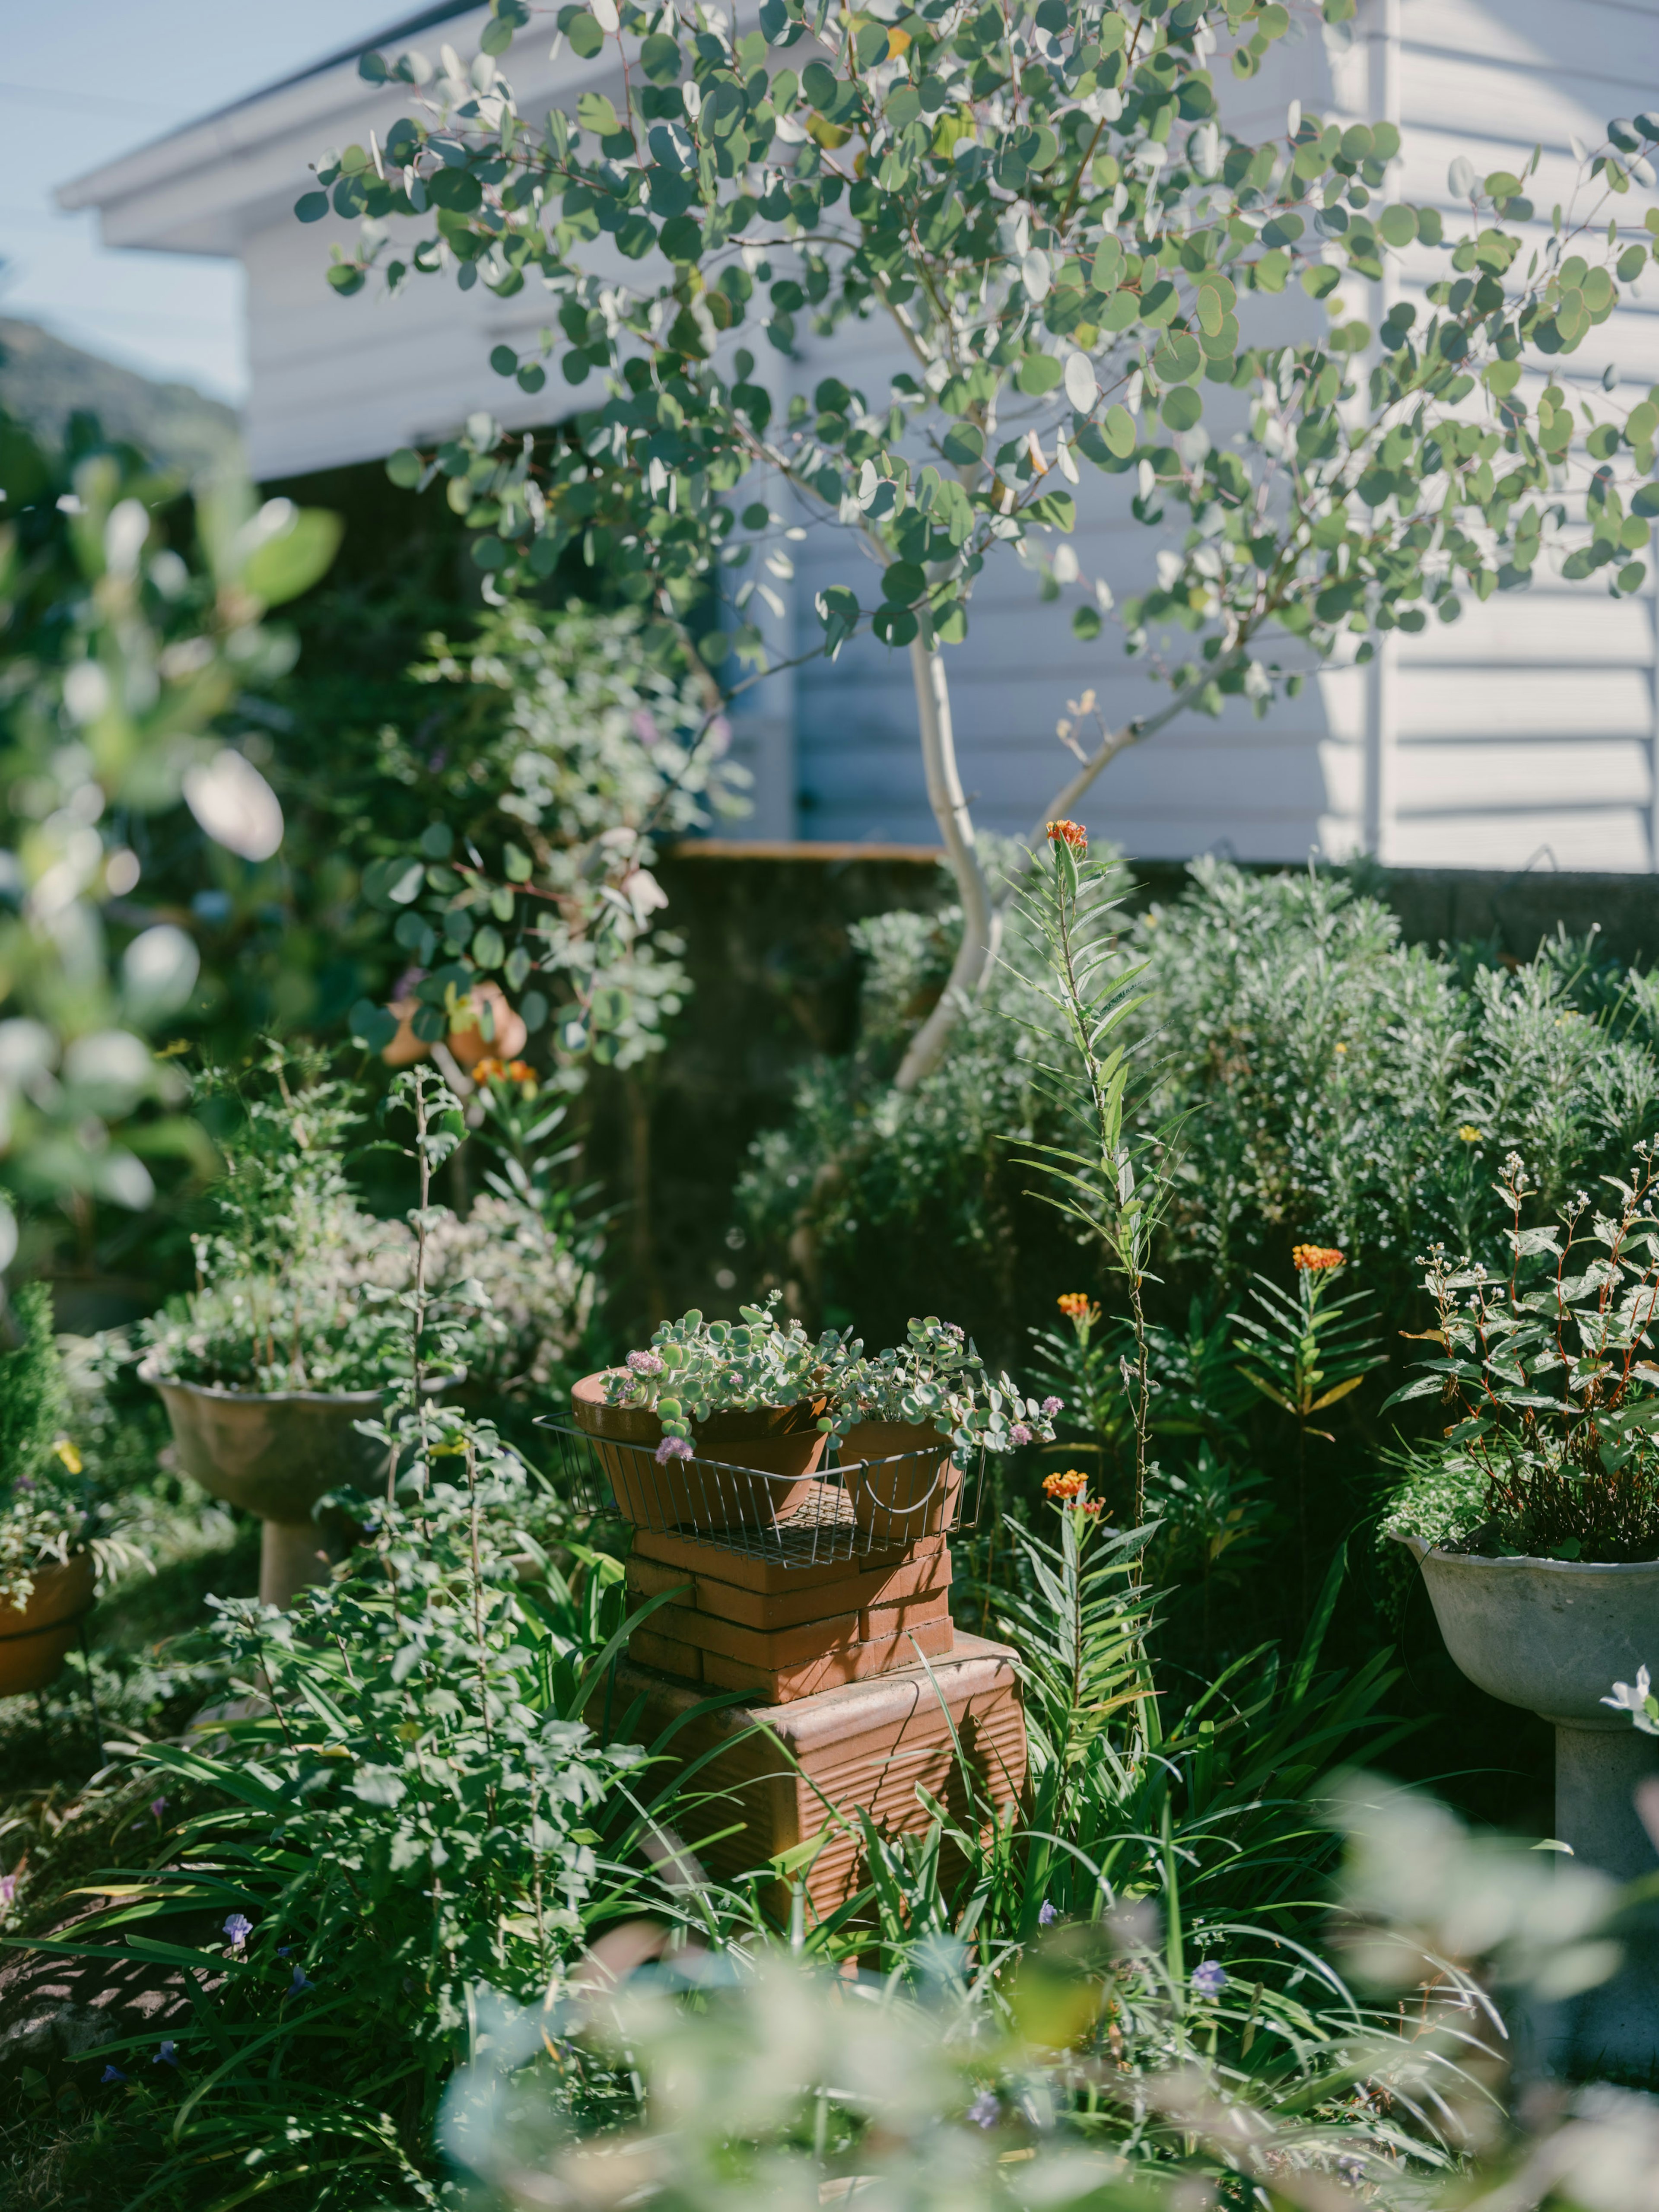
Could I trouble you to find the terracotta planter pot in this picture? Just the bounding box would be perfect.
[446,982,528,1071]
[0,1553,95,1697]
[1395,1532,1659,2074]
[140,1360,456,1608]
[570,1372,826,1531]
[840,1420,962,1546]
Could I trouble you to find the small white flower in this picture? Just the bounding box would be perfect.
[1602,1666,1659,1734]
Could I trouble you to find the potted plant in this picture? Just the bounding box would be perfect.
[0,1286,132,1696]
[1385,1147,1659,2071]
[136,1056,466,1606]
[833,1319,1061,1544]
[572,1294,857,1531]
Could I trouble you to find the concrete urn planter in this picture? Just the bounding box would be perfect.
[142,1360,455,1608]
[1395,1532,1659,2073]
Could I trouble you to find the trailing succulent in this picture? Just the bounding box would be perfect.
[833,1315,1061,1459]
[607,1301,1057,1458]
[603,1291,860,1439]
[1384,1143,1659,1563]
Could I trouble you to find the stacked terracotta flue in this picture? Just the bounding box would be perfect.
[569,1382,1025,1921]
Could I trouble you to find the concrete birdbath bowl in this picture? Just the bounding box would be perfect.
[1395,1532,1659,2074]
[141,1359,455,1608]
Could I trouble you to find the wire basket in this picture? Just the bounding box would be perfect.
[538,1421,983,1568]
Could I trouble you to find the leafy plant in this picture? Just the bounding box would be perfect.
[350,594,748,1082]
[604,1289,859,1440]
[1234,1242,1383,1605]
[1384,1144,1659,1563]
[833,1314,1059,1455]
[136,1052,590,1404]
[0,407,340,1283]
[1010,822,1169,1534]
[311,12,1654,1089]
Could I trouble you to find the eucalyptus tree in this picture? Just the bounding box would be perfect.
[309,0,1659,1082]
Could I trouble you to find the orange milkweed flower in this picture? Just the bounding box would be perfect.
[1042,1468,1090,1501]
[1057,1292,1100,1321]
[1291,1244,1345,1273]
[1046,819,1087,854]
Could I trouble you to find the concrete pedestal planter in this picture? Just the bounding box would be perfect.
[0,1554,95,1698]
[141,1360,456,1609]
[1395,1532,1659,2073]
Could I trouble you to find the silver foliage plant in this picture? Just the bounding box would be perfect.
[306,0,1657,1080]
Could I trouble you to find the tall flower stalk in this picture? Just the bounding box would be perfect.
[1011,823,1172,1548]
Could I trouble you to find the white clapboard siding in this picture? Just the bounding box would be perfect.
[57,0,1659,868]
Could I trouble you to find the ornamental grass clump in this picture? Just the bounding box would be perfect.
[1385,1143,1659,1563]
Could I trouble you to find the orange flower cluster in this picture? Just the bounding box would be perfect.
[1057,1292,1100,1321]
[1042,1469,1090,1501]
[1046,819,1087,853]
[1292,1244,1345,1273]
[474,1057,536,1089]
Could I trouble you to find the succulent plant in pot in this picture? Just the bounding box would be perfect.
[572,1293,858,1531]
[833,1318,1060,1544]
[1384,1145,1659,2072]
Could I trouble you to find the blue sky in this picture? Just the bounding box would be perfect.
[1,1,405,404]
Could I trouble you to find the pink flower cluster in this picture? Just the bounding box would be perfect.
[626,1349,665,1377]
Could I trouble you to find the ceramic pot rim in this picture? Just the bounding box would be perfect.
[138,1354,462,1409]
[1389,1526,1659,1576]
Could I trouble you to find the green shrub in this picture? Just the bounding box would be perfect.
[738,861,1659,1359]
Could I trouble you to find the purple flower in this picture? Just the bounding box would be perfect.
[966,2090,999,2129]
[706,715,731,758]
[632,709,661,747]
[15,1474,34,1493]
[101,2064,126,2084]
[153,2040,178,2068]
[149,1796,168,1822]
[627,1349,664,1376]
[1041,1396,1062,1417]
[1009,1424,1032,1447]
[1190,1960,1227,1999]
[1038,1899,1057,1927]
[0,1874,16,1909]
[222,1913,253,1949]
[655,1435,694,1464]
[290,1964,315,1993]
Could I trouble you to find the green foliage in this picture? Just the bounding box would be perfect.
[740,863,1659,1353]
[606,1287,857,1437]
[314,16,1653,721]
[834,1313,1057,1453]
[134,1052,594,1404]
[355,597,748,1080]
[0,406,339,1274]
[1382,1141,1659,1562]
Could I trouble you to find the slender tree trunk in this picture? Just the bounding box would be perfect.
[894,640,1000,1093]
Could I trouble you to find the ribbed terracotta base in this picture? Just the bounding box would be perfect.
[627,1539,957,1700]
[616,1632,1026,1922]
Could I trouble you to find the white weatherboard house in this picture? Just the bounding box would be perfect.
[61,1,1659,864]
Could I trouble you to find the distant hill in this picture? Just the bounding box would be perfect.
[0,318,242,478]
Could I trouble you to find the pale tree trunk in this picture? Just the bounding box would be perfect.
[893,639,1000,1092]
[894,639,1232,1089]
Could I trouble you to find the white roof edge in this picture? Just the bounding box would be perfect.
[57,5,491,216]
